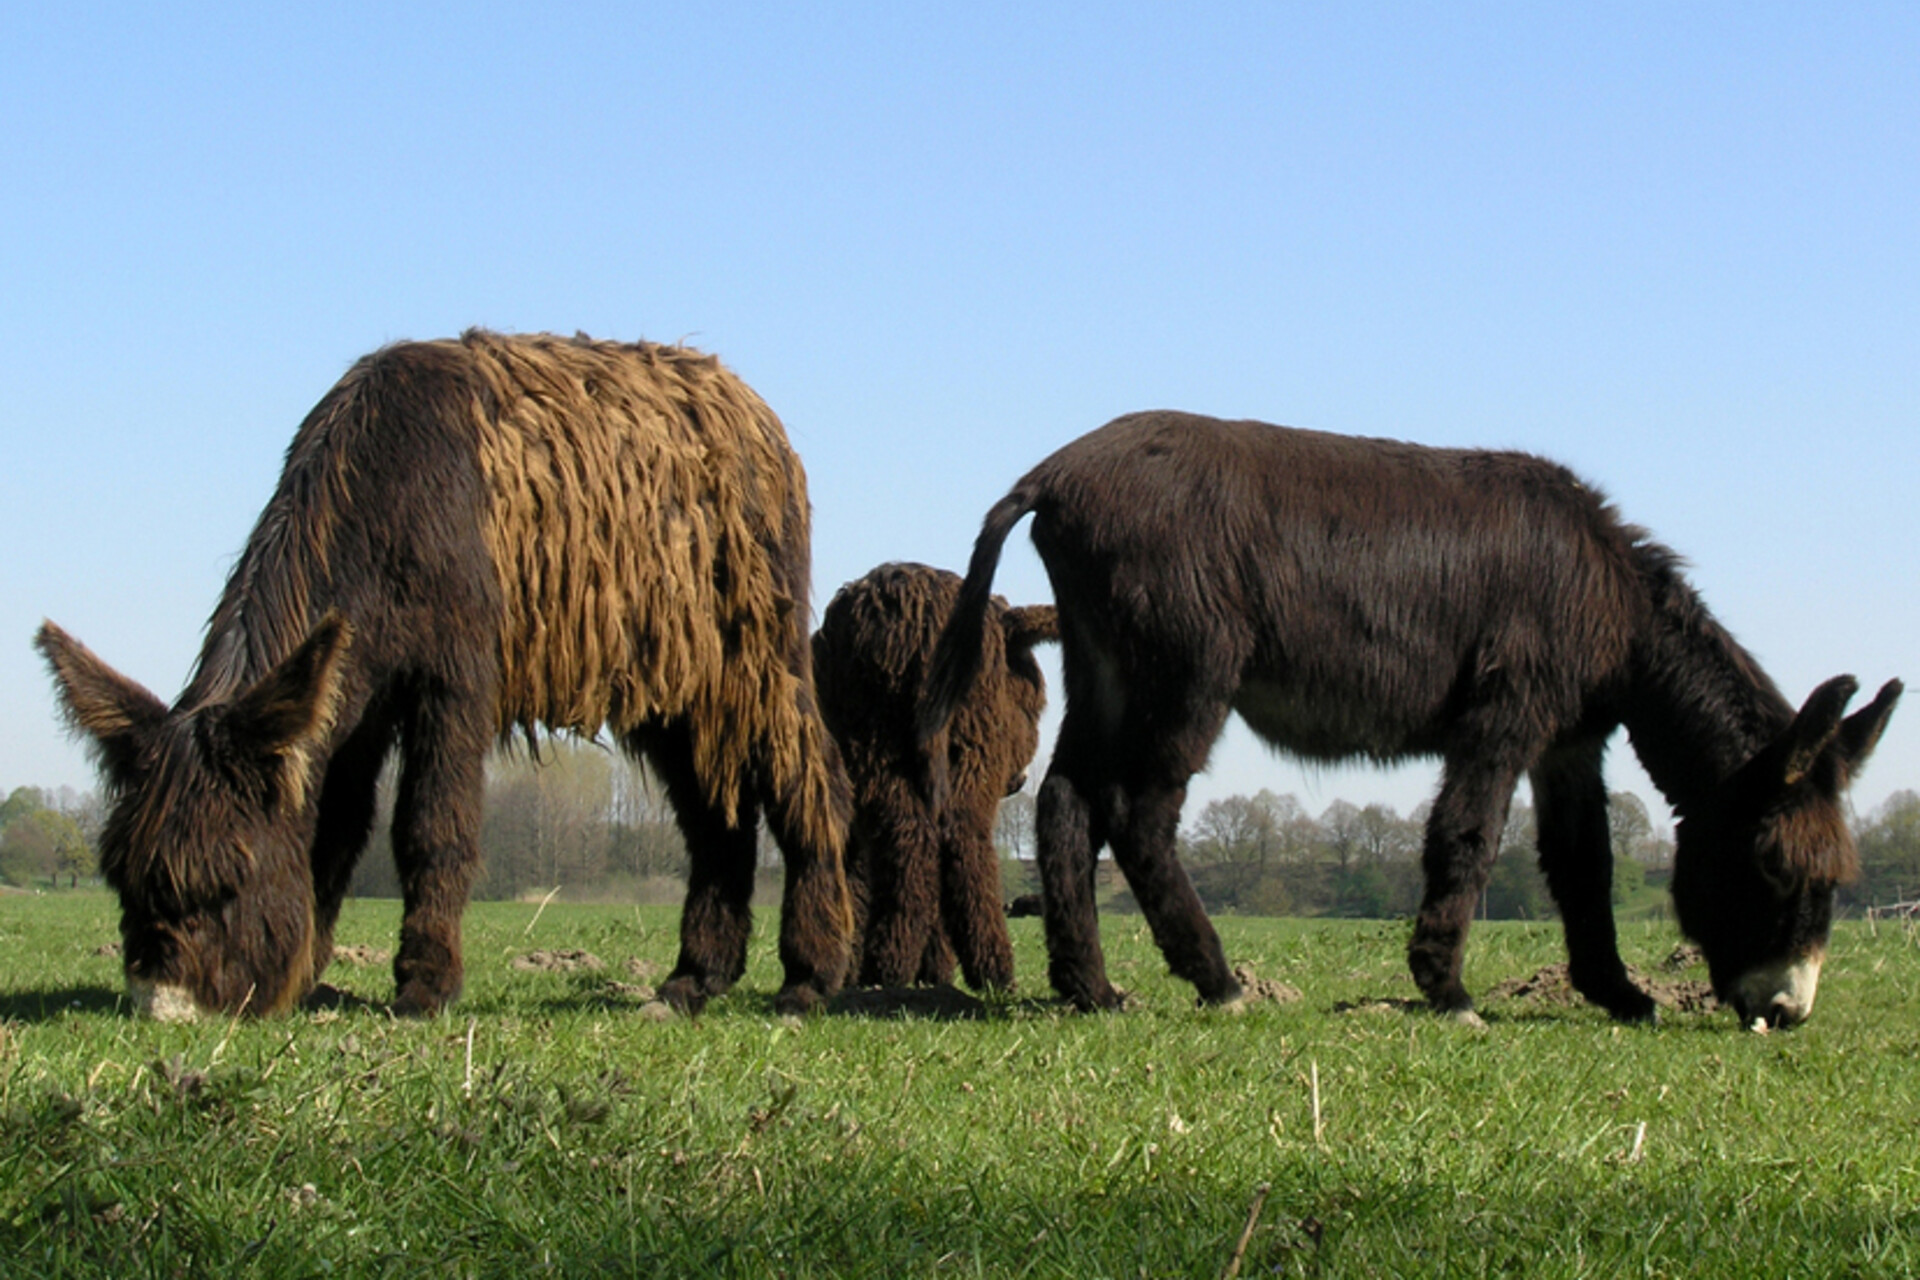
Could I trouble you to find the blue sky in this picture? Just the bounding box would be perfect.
[3,5,1914,833]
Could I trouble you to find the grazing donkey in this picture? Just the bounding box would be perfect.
[921,411,1899,1029]
[38,331,852,1020]
[813,562,1055,992]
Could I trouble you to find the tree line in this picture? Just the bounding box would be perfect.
[7,755,1920,921]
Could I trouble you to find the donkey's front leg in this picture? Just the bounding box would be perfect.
[388,699,487,1017]
[1532,741,1657,1023]
[1408,755,1522,1022]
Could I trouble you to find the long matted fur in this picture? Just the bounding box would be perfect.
[40,330,850,1019]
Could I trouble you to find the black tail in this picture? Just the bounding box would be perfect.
[914,481,1045,802]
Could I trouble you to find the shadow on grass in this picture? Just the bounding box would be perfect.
[0,985,127,1021]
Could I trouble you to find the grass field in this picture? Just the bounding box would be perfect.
[3,892,1918,1278]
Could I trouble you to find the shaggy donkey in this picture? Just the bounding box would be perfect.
[813,562,1055,992]
[922,411,1899,1029]
[38,331,852,1020]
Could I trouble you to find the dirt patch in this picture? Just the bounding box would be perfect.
[829,985,989,1020]
[1232,964,1304,1005]
[624,956,662,982]
[1661,944,1705,972]
[598,980,657,1002]
[1482,962,1717,1014]
[331,944,390,967]
[512,949,606,973]
[92,942,121,958]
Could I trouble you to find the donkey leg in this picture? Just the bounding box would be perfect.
[389,692,488,1017]
[1036,762,1121,1010]
[758,725,855,1016]
[858,777,944,988]
[1532,741,1657,1023]
[917,923,960,988]
[1408,753,1524,1019]
[307,720,392,992]
[939,806,1016,993]
[634,723,760,1017]
[1107,778,1242,1006]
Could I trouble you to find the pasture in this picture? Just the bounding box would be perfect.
[4,892,1918,1278]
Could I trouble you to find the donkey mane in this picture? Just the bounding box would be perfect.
[185,364,371,710]
[1623,540,1795,812]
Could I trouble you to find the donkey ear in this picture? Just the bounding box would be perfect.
[224,614,354,810]
[1000,604,1060,652]
[35,620,169,785]
[1780,676,1860,787]
[1834,678,1902,777]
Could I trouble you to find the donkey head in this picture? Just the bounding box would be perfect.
[35,617,353,1020]
[1671,675,1901,1030]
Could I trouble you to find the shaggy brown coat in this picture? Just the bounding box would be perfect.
[921,411,1899,1028]
[813,563,1055,991]
[38,331,852,1019]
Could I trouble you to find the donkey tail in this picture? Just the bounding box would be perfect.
[915,480,1045,763]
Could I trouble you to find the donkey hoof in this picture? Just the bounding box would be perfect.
[773,983,828,1017]
[391,981,456,1019]
[651,977,708,1018]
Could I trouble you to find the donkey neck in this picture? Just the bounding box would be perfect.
[1619,551,1793,818]
[178,423,357,715]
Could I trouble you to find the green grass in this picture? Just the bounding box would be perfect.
[3,893,1919,1277]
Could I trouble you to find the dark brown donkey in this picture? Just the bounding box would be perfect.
[813,562,1055,992]
[38,331,852,1020]
[921,411,1899,1029]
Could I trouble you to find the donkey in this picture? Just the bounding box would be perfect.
[920,411,1900,1029]
[38,331,852,1020]
[813,562,1056,992]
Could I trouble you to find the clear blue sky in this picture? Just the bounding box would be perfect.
[3,5,1914,834]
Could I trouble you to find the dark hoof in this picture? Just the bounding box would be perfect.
[1574,969,1660,1024]
[1605,991,1660,1025]
[773,983,829,1017]
[1067,983,1129,1013]
[390,981,456,1018]
[652,977,709,1018]
[1424,989,1482,1027]
[1199,975,1247,1009]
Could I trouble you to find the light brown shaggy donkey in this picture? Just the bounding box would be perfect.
[38,330,852,1020]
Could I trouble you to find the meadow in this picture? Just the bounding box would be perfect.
[3,891,1917,1278]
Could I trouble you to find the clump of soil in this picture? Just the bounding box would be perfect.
[92,942,121,958]
[1231,964,1304,1006]
[624,956,662,982]
[1482,962,1716,1014]
[512,949,606,973]
[598,979,657,1003]
[331,944,390,967]
[1661,943,1705,972]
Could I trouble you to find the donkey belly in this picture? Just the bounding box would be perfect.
[1232,675,1448,764]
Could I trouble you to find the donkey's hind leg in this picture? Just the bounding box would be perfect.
[1035,763,1117,1010]
[1106,774,1242,1007]
[938,804,1015,993]
[756,718,855,1016]
[1532,740,1657,1023]
[856,775,943,988]
[632,721,759,1017]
